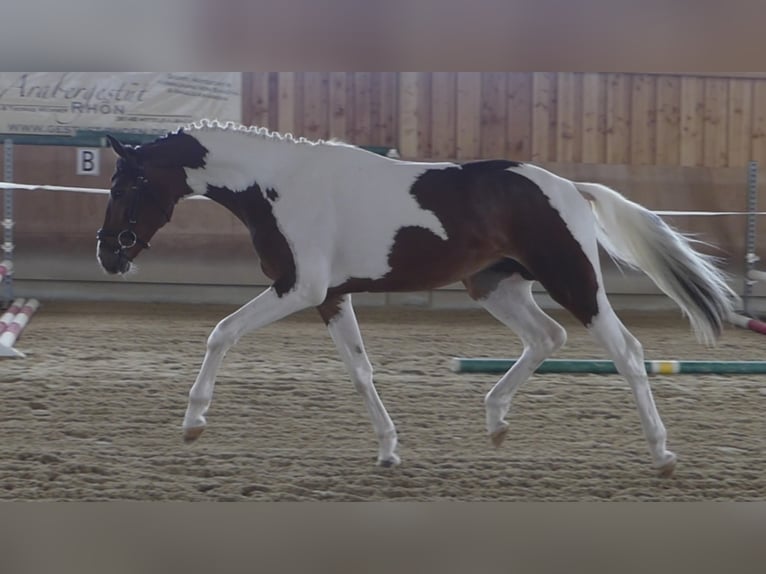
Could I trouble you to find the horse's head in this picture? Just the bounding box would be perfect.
[96,131,206,274]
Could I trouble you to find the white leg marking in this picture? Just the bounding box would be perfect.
[588,294,676,475]
[182,284,324,440]
[478,276,567,443]
[325,295,399,466]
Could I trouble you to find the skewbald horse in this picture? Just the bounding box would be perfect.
[97,120,736,476]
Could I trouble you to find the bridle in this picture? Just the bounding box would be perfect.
[96,166,173,261]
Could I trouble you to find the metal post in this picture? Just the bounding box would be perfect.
[2,139,13,307]
[744,160,758,316]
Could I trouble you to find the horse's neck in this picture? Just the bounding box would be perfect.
[183,132,309,198]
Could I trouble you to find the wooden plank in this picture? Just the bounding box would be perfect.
[727,78,753,167]
[655,75,681,166]
[751,80,766,170]
[267,73,279,130]
[249,72,271,128]
[369,73,383,145]
[480,73,507,159]
[302,72,328,140]
[344,73,356,143]
[556,72,579,163]
[379,72,398,148]
[431,72,457,160]
[353,72,372,144]
[630,74,657,165]
[277,72,295,135]
[416,73,432,158]
[506,72,532,160]
[573,74,583,162]
[318,73,330,140]
[680,76,705,167]
[398,72,420,158]
[241,73,254,126]
[456,72,481,160]
[702,78,729,167]
[329,72,348,140]
[531,72,556,162]
[581,72,607,164]
[292,72,305,136]
[605,73,631,164]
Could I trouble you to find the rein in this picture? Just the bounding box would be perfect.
[96,171,172,260]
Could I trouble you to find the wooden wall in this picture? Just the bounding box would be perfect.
[243,72,766,168]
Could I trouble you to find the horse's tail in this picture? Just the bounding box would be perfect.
[574,182,738,345]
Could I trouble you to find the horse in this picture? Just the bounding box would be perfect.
[97,120,736,477]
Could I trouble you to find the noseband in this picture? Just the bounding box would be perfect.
[96,171,172,261]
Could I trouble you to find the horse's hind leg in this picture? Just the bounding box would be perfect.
[585,293,677,476]
[317,294,399,467]
[530,259,676,476]
[464,266,567,447]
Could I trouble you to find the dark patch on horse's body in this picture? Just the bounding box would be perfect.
[205,184,297,297]
[460,159,524,171]
[329,161,599,325]
[137,130,209,169]
[265,187,279,202]
[463,259,533,300]
[316,294,345,325]
[484,258,535,281]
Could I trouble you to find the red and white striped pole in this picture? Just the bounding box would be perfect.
[0,259,10,281]
[732,269,766,335]
[0,298,39,348]
[0,297,24,334]
[729,312,766,336]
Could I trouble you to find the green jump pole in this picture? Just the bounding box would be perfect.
[449,358,766,375]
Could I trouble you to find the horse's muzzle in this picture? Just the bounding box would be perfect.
[97,243,132,275]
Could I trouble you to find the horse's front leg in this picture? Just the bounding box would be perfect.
[182,284,324,442]
[317,294,399,467]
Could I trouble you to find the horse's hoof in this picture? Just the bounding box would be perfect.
[655,453,677,478]
[490,423,510,448]
[377,454,401,468]
[183,426,205,443]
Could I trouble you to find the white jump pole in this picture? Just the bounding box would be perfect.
[747,268,766,282]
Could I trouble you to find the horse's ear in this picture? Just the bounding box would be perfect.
[106,135,134,159]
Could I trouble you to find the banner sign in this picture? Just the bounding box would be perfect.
[0,72,242,137]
